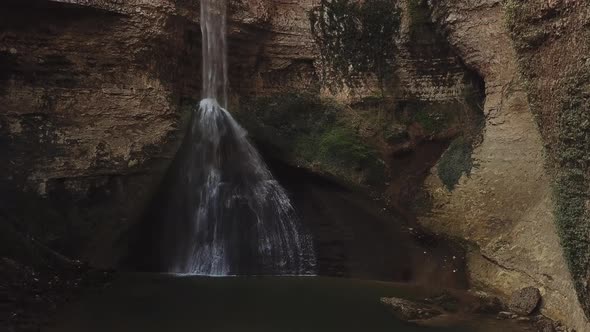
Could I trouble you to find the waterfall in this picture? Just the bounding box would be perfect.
[200,0,228,108]
[163,0,315,276]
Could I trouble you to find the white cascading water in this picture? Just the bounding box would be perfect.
[167,0,315,275]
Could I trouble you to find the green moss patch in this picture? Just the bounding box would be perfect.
[235,94,385,186]
[413,107,451,134]
[309,0,401,92]
[553,72,590,311]
[437,137,475,191]
[402,100,465,136]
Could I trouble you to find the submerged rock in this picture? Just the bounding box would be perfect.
[424,292,460,313]
[509,287,541,316]
[380,297,442,321]
[535,317,556,332]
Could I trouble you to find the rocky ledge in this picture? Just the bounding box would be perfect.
[381,286,575,332]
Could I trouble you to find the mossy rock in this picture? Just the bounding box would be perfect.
[507,0,590,316]
[315,126,386,184]
[437,136,475,191]
[234,93,386,187]
[383,124,409,144]
[553,72,590,312]
[400,101,463,136]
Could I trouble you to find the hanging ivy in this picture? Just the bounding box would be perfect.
[309,0,401,92]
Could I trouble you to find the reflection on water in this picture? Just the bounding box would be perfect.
[46,274,533,332]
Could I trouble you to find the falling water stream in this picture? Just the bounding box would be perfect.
[200,0,228,108]
[164,0,315,275]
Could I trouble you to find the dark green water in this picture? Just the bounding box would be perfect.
[45,274,532,332]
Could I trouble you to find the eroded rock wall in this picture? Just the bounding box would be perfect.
[0,0,197,266]
[419,0,589,329]
[506,0,590,325]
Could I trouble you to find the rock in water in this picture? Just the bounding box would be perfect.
[535,317,556,332]
[380,297,442,321]
[469,291,504,314]
[508,287,541,316]
[424,292,460,312]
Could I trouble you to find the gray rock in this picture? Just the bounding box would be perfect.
[380,297,442,321]
[535,318,556,332]
[508,287,541,316]
[470,291,504,314]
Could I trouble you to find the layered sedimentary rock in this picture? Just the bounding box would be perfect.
[0,0,215,267]
[1,0,192,266]
[506,0,590,327]
[420,0,589,330]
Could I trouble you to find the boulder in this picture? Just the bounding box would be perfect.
[509,287,541,316]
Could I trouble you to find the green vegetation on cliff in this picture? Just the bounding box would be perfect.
[309,0,401,92]
[554,72,590,289]
[437,137,475,191]
[506,0,590,316]
[235,94,385,186]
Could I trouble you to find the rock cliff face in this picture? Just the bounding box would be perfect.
[420,0,589,330]
[0,0,204,266]
[506,0,590,327]
[1,0,589,329]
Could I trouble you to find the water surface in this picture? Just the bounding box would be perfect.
[46,274,533,332]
